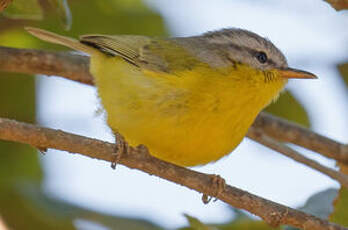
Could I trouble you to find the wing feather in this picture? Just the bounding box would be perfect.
[80,35,150,66]
[79,35,205,73]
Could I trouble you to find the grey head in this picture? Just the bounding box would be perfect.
[174,28,288,70]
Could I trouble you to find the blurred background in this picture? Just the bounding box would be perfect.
[0,0,347,229]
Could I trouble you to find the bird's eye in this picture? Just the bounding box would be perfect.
[256,51,267,64]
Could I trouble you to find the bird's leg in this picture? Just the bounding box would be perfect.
[111,132,128,169]
[136,144,151,157]
[202,174,226,204]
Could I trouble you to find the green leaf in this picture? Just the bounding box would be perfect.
[330,188,348,226]
[64,0,167,36]
[0,186,76,230]
[181,212,277,230]
[0,72,44,229]
[1,180,164,230]
[330,165,348,227]
[21,184,163,230]
[3,0,43,20]
[183,215,216,230]
[218,220,276,230]
[338,62,348,89]
[264,90,310,128]
[47,0,72,30]
[0,72,39,184]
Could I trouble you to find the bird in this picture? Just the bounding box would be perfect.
[26,27,316,167]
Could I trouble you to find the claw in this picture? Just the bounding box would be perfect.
[111,133,128,169]
[202,174,226,204]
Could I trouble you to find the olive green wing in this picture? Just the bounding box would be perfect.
[26,27,228,73]
[79,35,202,73]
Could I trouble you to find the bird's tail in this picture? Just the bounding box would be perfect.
[25,27,95,54]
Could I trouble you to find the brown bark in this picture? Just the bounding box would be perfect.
[0,117,346,230]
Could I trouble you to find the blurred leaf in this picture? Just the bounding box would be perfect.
[62,0,167,36]
[286,188,338,230]
[181,214,275,230]
[15,0,168,51]
[227,208,252,221]
[324,0,348,10]
[212,208,275,230]
[0,71,39,195]
[47,0,72,30]
[330,164,348,227]
[0,186,76,230]
[0,0,12,12]
[299,188,337,219]
[3,0,43,20]
[338,62,348,88]
[330,187,348,226]
[264,90,310,128]
[218,220,275,230]
[18,184,163,230]
[1,178,164,230]
[0,73,35,123]
[80,214,163,230]
[0,73,46,230]
[183,215,216,230]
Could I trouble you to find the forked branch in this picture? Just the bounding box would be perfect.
[0,117,346,230]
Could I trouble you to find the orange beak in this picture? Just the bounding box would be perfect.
[279,67,317,79]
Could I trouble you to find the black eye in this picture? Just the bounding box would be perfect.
[256,51,268,64]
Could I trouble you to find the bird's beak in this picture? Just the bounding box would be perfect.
[278,67,317,79]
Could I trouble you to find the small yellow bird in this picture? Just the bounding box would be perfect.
[26,27,316,167]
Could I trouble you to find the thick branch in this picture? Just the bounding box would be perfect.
[325,0,348,10]
[248,127,348,188]
[0,46,347,164]
[0,118,346,230]
[0,46,93,85]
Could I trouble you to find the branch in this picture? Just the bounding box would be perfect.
[248,127,348,188]
[0,46,347,165]
[324,0,348,10]
[252,113,348,164]
[0,46,93,85]
[0,118,346,230]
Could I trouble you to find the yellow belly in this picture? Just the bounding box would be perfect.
[90,55,286,166]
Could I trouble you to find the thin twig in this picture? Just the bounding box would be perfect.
[0,46,347,164]
[248,127,348,188]
[253,113,348,165]
[0,118,346,230]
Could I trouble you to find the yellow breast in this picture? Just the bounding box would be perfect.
[90,54,286,166]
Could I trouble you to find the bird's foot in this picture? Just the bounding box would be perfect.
[136,144,151,157]
[202,174,226,204]
[111,133,128,169]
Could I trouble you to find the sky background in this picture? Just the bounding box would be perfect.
[37,0,348,229]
